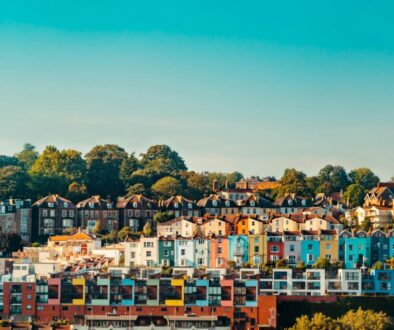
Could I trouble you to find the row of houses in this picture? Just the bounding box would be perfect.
[123,229,394,270]
[0,191,343,243]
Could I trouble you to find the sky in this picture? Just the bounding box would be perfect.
[0,1,393,179]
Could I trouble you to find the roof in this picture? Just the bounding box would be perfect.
[77,195,113,209]
[197,194,237,208]
[33,194,74,208]
[116,194,158,209]
[49,231,95,242]
[161,195,197,209]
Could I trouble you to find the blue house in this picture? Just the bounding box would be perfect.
[343,230,371,269]
[300,231,320,266]
[362,270,394,295]
[229,235,249,266]
[371,229,389,265]
[388,230,394,259]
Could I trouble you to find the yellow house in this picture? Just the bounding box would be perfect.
[165,279,184,306]
[248,234,266,266]
[270,215,301,232]
[319,231,338,262]
[200,217,230,237]
[71,277,86,305]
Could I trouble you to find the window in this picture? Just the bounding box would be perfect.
[48,202,54,208]
[133,202,138,208]
[143,242,154,248]
[62,219,73,228]
[50,210,55,217]
[146,251,151,257]
[218,247,222,254]
[69,210,74,217]
[42,210,48,216]
[308,244,313,251]
[89,202,94,208]
[290,244,295,252]
[325,243,331,250]
[26,305,32,310]
[349,244,353,251]
[270,245,279,253]
[181,249,186,256]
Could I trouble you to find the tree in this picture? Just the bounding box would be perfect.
[0,155,18,168]
[276,168,310,197]
[313,257,331,270]
[126,183,146,196]
[140,145,187,178]
[14,143,39,170]
[288,313,336,330]
[342,184,365,208]
[119,153,140,189]
[289,309,391,330]
[316,165,349,194]
[143,222,153,237]
[360,217,372,232]
[296,261,306,271]
[117,227,134,241]
[306,176,320,196]
[349,168,379,191]
[0,232,23,254]
[153,211,173,224]
[339,308,390,330]
[180,171,210,200]
[85,144,128,198]
[275,258,288,269]
[67,182,88,202]
[151,176,183,199]
[372,261,384,270]
[0,166,29,198]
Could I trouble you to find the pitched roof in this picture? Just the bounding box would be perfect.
[49,231,94,242]
[116,194,158,209]
[33,194,74,208]
[76,195,113,209]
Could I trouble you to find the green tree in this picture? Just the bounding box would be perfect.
[85,144,128,198]
[313,256,331,270]
[296,261,306,271]
[14,143,39,170]
[153,211,173,224]
[143,222,153,237]
[342,184,365,208]
[275,258,288,269]
[180,171,210,200]
[151,176,183,199]
[316,165,349,194]
[372,261,384,270]
[360,217,372,232]
[126,183,146,196]
[276,168,309,197]
[0,166,29,198]
[119,153,140,189]
[349,168,379,191]
[140,145,187,178]
[117,227,134,241]
[67,182,88,202]
[0,155,18,168]
[306,176,320,196]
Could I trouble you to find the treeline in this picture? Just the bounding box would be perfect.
[275,166,383,207]
[0,143,388,206]
[0,143,243,202]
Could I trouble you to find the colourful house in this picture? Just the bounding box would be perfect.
[371,229,389,265]
[300,230,320,266]
[210,236,229,268]
[343,230,371,269]
[248,234,266,266]
[319,230,339,262]
[266,232,284,264]
[158,237,175,267]
[228,235,249,266]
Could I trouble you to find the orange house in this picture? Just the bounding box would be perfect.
[210,236,229,268]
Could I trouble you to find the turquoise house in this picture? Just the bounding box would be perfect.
[229,235,249,266]
[300,231,320,266]
[343,230,371,269]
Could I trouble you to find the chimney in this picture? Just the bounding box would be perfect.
[212,179,219,192]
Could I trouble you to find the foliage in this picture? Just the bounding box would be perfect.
[372,261,384,270]
[296,261,306,271]
[117,226,135,241]
[313,257,331,270]
[276,168,310,197]
[349,168,379,191]
[0,233,23,254]
[316,165,349,194]
[0,165,29,198]
[85,144,128,198]
[119,153,140,188]
[153,211,173,223]
[31,242,42,247]
[288,308,391,330]
[143,222,153,237]
[0,155,19,168]
[180,171,211,200]
[275,258,289,269]
[342,184,365,208]
[14,143,39,170]
[361,217,372,232]
[126,183,146,196]
[151,176,183,199]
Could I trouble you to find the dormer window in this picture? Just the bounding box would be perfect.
[174,202,179,208]
[212,200,218,207]
[301,199,307,206]
[48,202,54,208]
[288,200,293,206]
[188,203,193,209]
[225,200,230,207]
[250,201,255,207]
[133,202,138,208]
[89,202,95,209]
[107,203,112,209]
[64,202,68,208]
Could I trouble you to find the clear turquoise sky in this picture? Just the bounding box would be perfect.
[1,1,393,179]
